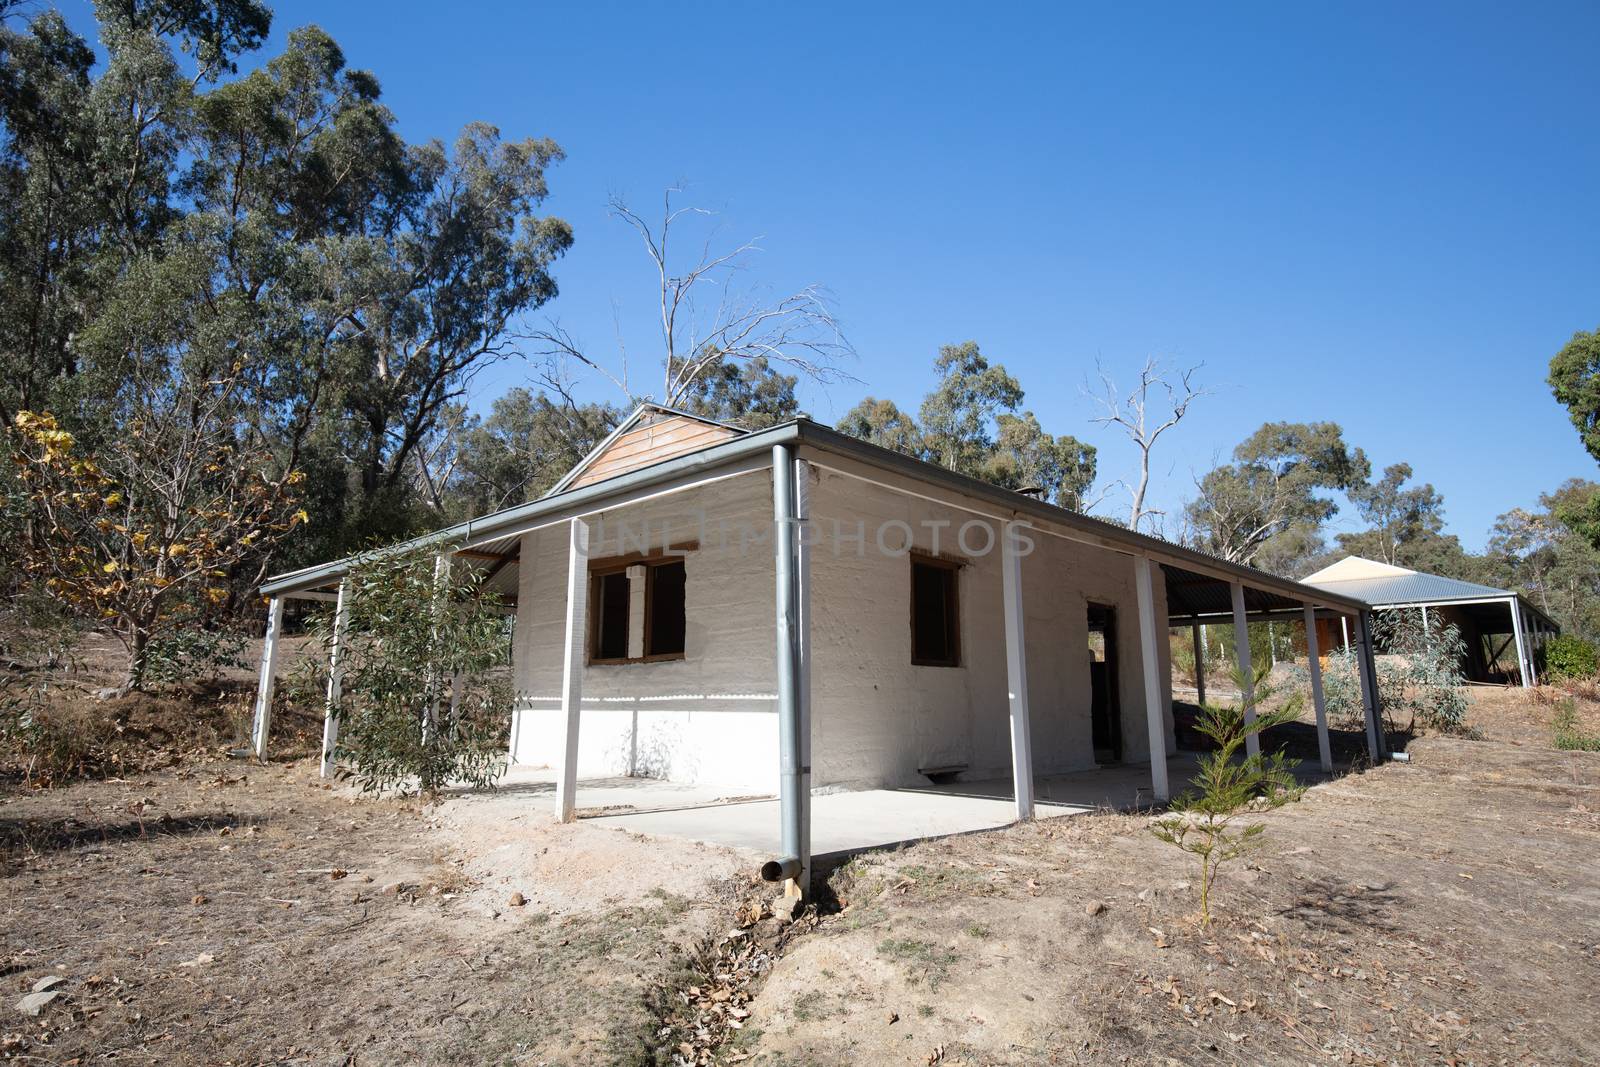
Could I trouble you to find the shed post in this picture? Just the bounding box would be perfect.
[319,578,351,779]
[1303,604,1333,773]
[1509,598,1530,689]
[423,552,450,744]
[1001,520,1036,820]
[1134,556,1170,803]
[1230,581,1259,758]
[556,517,590,823]
[792,454,814,892]
[250,596,285,760]
[1191,623,1206,705]
[1352,611,1382,762]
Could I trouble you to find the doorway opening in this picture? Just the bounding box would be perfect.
[1087,603,1122,764]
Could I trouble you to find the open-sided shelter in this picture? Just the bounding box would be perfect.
[1301,556,1557,688]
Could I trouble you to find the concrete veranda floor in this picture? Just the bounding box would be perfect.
[471,753,1295,859]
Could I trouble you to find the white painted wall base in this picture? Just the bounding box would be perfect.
[510,702,779,794]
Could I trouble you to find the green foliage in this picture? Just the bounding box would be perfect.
[1552,698,1600,752]
[1297,645,1367,732]
[1186,421,1369,566]
[0,3,571,586]
[673,354,800,430]
[1370,610,1471,734]
[1151,665,1305,927]
[306,546,511,794]
[1485,480,1600,642]
[838,342,1096,508]
[1544,634,1598,682]
[141,626,250,685]
[1548,327,1600,468]
[433,390,621,519]
[1337,463,1450,567]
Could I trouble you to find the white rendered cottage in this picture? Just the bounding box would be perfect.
[250,405,1382,895]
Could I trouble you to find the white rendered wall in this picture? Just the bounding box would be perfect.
[508,473,781,793]
[803,465,1175,791]
[507,464,1177,795]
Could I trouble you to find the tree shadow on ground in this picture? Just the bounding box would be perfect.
[0,811,249,867]
[1277,875,1404,936]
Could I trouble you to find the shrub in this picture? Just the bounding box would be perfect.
[142,625,250,686]
[1545,635,1598,683]
[1553,698,1600,752]
[1371,611,1471,735]
[1303,646,1367,731]
[305,545,512,794]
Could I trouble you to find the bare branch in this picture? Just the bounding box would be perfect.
[1087,358,1208,533]
[531,186,854,409]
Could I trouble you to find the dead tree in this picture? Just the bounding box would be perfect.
[1090,359,1206,533]
[531,187,852,406]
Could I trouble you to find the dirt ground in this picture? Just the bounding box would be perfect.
[743,733,1600,1066]
[0,755,762,1065]
[4,646,1600,1065]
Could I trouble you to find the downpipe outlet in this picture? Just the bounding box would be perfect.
[761,856,802,883]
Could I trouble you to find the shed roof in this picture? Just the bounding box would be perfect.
[1301,556,1557,631]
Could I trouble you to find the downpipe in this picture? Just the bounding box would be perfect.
[765,443,805,890]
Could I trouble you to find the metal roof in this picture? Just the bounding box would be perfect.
[260,417,1370,618]
[1304,571,1505,606]
[1303,569,1558,631]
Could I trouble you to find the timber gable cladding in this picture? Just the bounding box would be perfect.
[564,409,744,491]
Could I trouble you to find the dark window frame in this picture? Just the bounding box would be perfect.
[909,552,962,668]
[585,545,695,665]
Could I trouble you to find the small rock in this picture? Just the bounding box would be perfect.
[380,882,404,896]
[508,892,526,907]
[1085,900,1106,916]
[886,1010,899,1024]
[15,990,59,1016]
[191,894,208,905]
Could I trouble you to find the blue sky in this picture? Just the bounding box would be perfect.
[51,0,1600,551]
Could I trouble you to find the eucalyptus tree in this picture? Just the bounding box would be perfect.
[838,342,1096,509]
[1089,358,1205,532]
[1185,422,1369,567]
[1,2,572,605]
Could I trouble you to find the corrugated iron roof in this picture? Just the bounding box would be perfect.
[1304,570,1511,607]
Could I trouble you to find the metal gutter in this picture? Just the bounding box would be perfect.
[260,421,803,597]
[787,420,1371,616]
[263,415,1368,618]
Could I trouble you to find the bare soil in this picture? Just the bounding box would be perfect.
[744,734,1600,1065]
[4,637,1600,1065]
[0,757,746,1065]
